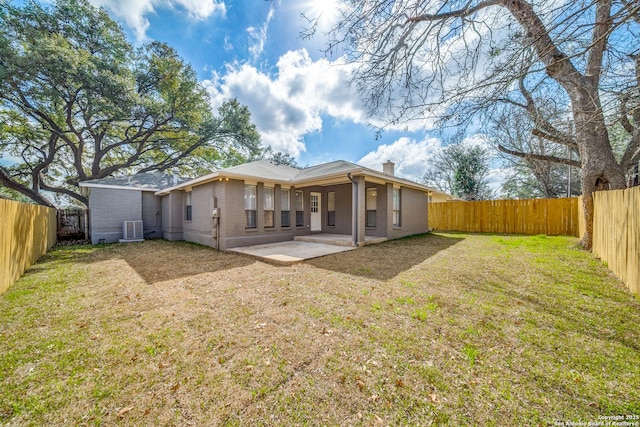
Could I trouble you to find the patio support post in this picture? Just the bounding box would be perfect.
[348,174,366,246]
[348,174,358,246]
[356,176,365,245]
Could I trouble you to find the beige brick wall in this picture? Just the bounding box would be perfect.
[142,192,162,239]
[183,183,216,247]
[321,183,352,235]
[162,191,184,241]
[216,179,300,250]
[171,177,428,250]
[89,187,142,243]
[363,182,387,238]
[388,186,428,239]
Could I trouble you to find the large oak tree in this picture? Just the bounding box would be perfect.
[321,0,639,248]
[0,0,261,207]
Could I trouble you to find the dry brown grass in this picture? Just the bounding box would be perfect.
[1,234,639,426]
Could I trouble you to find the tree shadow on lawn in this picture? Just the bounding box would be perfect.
[23,234,462,286]
[26,239,254,285]
[471,268,640,352]
[306,233,465,280]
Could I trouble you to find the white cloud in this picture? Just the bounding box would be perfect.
[90,0,225,41]
[486,167,512,198]
[247,5,274,63]
[358,134,508,193]
[358,136,444,183]
[223,36,233,51]
[297,0,347,34]
[174,0,225,19]
[203,49,367,157]
[459,133,491,150]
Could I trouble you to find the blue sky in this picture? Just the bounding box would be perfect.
[4,0,507,189]
[85,0,464,183]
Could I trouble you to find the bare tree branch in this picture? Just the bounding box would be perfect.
[0,167,54,207]
[498,144,581,168]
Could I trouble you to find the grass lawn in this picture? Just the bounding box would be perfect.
[1,233,639,426]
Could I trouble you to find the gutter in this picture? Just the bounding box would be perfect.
[347,173,358,246]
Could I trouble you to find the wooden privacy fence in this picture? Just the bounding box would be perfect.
[428,197,580,236]
[592,186,640,295]
[0,199,57,294]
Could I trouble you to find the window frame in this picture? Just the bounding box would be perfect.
[295,190,304,227]
[327,191,336,227]
[393,188,401,227]
[185,191,192,221]
[263,186,274,228]
[280,188,290,228]
[244,184,257,229]
[366,187,377,228]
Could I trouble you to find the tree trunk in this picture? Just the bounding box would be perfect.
[571,88,626,249]
[503,0,627,249]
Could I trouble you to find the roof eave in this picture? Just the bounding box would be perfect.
[355,170,437,193]
[78,182,160,192]
[155,172,222,195]
[154,164,449,197]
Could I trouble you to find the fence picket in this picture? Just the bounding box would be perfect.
[428,191,639,295]
[428,198,579,236]
[0,199,57,294]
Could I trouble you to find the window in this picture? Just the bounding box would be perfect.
[281,189,290,227]
[327,191,336,226]
[295,190,304,227]
[393,188,401,227]
[264,186,274,228]
[366,187,377,227]
[244,185,256,228]
[185,191,192,221]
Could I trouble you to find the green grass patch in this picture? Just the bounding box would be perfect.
[1,236,639,425]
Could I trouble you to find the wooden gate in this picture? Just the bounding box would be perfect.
[57,209,88,240]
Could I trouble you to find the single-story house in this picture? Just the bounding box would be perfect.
[79,160,452,249]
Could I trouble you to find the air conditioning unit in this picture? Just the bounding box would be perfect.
[121,220,144,241]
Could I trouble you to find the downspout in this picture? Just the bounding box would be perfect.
[347,173,358,246]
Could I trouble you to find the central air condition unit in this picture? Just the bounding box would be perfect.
[121,220,144,242]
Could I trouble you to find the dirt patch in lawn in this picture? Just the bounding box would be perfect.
[1,234,639,426]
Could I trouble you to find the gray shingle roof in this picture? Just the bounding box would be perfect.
[222,160,300,181]
[293,160,360,180]
[82,160,447,198]
[81,171,189,190]
[220,160,362,181]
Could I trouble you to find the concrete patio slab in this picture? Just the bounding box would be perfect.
[294,233,387,247]
[226,240,357,265]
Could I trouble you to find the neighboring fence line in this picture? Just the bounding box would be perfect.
[0,199,57,294]
[591,186,639,295]
[428,197,580,236]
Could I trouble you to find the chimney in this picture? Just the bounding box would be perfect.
[383,160,395,176]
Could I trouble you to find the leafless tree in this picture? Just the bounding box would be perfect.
[493,131,582,199]
[322,0,640,248]
[486,92,581,198]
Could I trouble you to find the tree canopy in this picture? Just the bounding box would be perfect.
[322,0,639,248]
[0,0,262,206]
[423,142,493,201]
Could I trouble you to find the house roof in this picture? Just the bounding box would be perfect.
[222,160,301,181]
[79,171,189,192]
[155,159,452,200]
[294,160,362,180]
